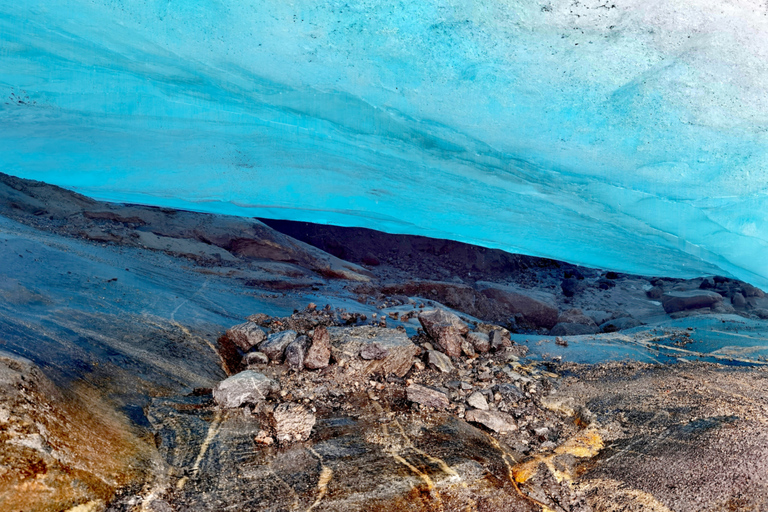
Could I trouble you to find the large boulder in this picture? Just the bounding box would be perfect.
[213,371,280,408]
[225,321,267,352]
[661,290,723,313]
[478,287,558,329]
[304,326,331,369]
[418,309,468,358]
[258,330,297,362]
[328,326,419,378]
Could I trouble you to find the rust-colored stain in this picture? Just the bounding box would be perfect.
[0,374,153,512]
[513,429,603,485]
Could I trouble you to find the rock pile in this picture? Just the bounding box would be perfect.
[212,304,568,454]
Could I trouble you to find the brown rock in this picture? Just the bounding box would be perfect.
[304,326,331,369]
[489,330,511,351]
[226,322,267,352]
[406,384,450,409]
[418,309,467,358]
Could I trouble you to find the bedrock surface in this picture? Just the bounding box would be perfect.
[1,0,767,289]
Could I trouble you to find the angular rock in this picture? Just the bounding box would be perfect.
[259,330,297,362]
[226,321,267,352]
[243,351,269,366]
[270,403,316,443]
[600,317,642,333]
[489,330,510,351]
[427,350,454,373]
[213,371,280,408]
[418,309,467,358]
[285,335,310,371]
[406,383,450,409]
[495,383,525,403]
[479,287,559,329]
[304,326,331,370]
[360,342,389,360]
[467,332,490,353]
[460,338,476,357]
[328,326,419,378]
[465,409,517,433]
[467,391,489,411]
[661,290,723,314]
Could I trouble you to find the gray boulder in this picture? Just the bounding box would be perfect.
[465,410,517,433]
[661,290,723,314]
[213,371,279,408]
[259,330,297,362]
[285,335,310,371]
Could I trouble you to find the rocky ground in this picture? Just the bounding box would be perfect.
[1,172,768,511]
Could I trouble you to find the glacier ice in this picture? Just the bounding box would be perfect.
[1,0,767,288]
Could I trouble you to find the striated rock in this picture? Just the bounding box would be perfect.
[359,342,389,360]
[328,326,418,378]
[304,326,331,369]
[213,371,280,408]
[467,391,489,411]
[243,351,269,366]
[478,287,559,329]
[270,403,316,443]
[259,330,297,362]
[662,290,723,313]
[285,335,310,371]
[427,350,454,373]
[465,409,517,433]
[600,317,642,333]
[418,309,468,358]
[225,321,267,352]
[467,332,490,353]
[406,383,450,409]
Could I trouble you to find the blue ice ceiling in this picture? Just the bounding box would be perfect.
[2,0,767,288]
